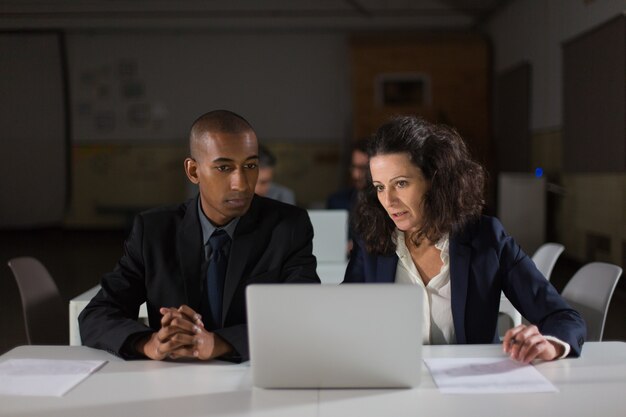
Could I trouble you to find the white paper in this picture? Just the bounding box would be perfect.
[424,357,558,394]
[0,358,107,397]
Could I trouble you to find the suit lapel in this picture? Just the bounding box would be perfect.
[221,197,260,324]
[177,197,205,311]
[449,234,471,344]
[377,255,398,283]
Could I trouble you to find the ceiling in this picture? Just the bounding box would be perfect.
[0,0,507,31]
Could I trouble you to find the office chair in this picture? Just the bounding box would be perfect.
[561,262,622,342]
[531,243,565,281]
[7,256,67,345]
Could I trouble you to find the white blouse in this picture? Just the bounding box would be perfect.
[394,231,455,345]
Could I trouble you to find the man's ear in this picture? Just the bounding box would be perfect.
[184,157,199,184]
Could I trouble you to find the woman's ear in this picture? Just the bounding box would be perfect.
[184,158,199,184]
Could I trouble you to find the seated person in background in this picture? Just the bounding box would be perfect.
[79,110,319,362]
[344,115,586,363]
[327,138,369,253]
[255,144,296,205]
[326,138,369,212]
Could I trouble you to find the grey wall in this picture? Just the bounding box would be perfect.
[484,0,626,130]
[68,31,351,142]
[0,33,67,227]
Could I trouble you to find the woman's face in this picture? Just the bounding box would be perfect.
[370,152,429,233]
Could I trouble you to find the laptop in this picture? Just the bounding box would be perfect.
[246,284,423,389]
[306,210,349,263]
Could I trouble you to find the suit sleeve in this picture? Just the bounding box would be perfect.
[78,215,153,358]
[278,209,321,284]
[494,219,586,356]
[343,238,367,283]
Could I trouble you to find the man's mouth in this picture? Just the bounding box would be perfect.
[225,196,250,208]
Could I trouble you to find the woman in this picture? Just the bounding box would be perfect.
[344,116,585,363]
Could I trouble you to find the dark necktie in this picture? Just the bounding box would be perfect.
[206,229,230,327]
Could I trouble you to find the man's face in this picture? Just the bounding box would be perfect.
[185,131,259,226]
[350,150,369,191]
[255,167,274,197]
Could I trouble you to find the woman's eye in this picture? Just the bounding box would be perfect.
[396,180,407,188]
[375,185,384,192]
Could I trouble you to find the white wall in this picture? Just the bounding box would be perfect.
[68,31,350,142]
[484,0,625,130]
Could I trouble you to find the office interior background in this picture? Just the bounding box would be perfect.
[1,0,625,354]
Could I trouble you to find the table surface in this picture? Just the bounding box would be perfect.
[1,342,624,417]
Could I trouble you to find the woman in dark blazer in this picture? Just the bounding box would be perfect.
[343,116,585,362]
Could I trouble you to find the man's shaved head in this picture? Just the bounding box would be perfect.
[189,110,254,159]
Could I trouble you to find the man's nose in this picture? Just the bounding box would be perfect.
[230,169,249,191]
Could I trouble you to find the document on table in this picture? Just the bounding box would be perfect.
[424,357,558,394]
[0,358,107,397]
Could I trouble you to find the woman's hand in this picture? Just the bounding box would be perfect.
[503,324,564,363]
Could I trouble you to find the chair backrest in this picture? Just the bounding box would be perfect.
[307,209,349,262]
[561,262,622,342]
[7,256,67,345]
[531,243,565,281]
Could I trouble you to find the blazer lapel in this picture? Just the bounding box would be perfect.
[449,234,471,344]
[221,197,260,324]
[376,254,398,283]
[177,197,205,312]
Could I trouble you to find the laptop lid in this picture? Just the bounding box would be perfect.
[246,284,423,389]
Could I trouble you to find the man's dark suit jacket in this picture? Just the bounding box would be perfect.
[343,216,586,357]
[79,195,320,361]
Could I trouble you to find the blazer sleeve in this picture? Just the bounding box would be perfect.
[280,209,321,284]
[343,238,367,283]
[78,215,153,359]
[493,219,586,356]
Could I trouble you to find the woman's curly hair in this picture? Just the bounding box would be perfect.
[353,116,485,255]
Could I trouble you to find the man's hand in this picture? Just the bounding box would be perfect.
[135,305,232,360]
[503,324,564,363]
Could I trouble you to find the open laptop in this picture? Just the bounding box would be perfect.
[246,284,423,389]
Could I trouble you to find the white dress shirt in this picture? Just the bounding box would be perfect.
[395,231,455,345]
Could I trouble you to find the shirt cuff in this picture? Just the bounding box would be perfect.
[544,335,571,359]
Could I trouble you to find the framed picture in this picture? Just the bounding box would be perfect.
[375,73,431,107]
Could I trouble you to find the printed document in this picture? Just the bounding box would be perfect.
[424,357,558,394]
[0,358,106,397]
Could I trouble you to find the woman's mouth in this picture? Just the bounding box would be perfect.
[391,211,408,219]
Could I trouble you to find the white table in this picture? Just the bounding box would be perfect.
[1,342,625,417]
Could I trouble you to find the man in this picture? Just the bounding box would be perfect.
[79,110,320,362]
[326,138,369,252]
[255,144,296,205]
[326,138,369,212]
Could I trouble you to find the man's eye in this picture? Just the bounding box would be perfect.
[216,166,232,172]
[245,163,258,169]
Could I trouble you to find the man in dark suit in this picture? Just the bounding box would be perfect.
[326,138,369,255]
[326,138,369,213]
[79,110,320,362]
